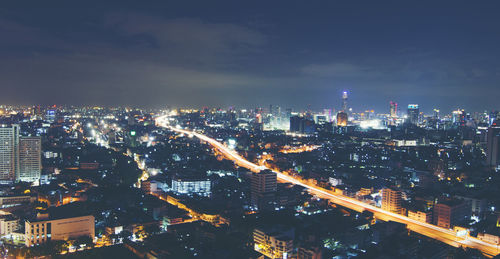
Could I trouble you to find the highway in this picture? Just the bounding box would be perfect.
[155,116,500,257]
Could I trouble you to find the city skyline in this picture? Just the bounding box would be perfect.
[0,1,499,112]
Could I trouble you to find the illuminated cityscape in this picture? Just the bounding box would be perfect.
[0,2,500,259]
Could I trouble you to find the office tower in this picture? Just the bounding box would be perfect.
[18,137,42,183]
[341,91,348,112]
[486,122,500,168]
[390,101,398,117]
[323,109,332,122]
[381,188,402,214]
[433,200,470,229]
[289,116,316,134]
[490,111,499,125]
[336,112,348,127]
[452,109,466,126]
[407,104,419,125]
[433,109,440,119]
[285,108,292,119]
[251,170,277,210]
[45,109,56,123]
[290,116,301,132]
[0,125,20,182]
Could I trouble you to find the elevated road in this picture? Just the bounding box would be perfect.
[156,116,500,257]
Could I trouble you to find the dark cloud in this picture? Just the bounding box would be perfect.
[0,2,499,113]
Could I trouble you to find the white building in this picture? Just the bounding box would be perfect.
[0,125,20,182]
[0,125,41,184]
[171,176,211,197]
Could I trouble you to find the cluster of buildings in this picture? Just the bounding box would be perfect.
[0,100,498,258]
[0,125,41,184]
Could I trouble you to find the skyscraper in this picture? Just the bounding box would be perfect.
[0,125,20,182]
[18,137,42,183]
[341,91,348,112]
[407,104,420,125]
[390,101,398,117]
[486,121,500,169]
[0,125,41,184]
[336,112,348,127]
[381,188,402,214]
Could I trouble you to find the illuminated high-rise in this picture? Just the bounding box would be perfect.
[336,112,348,127]
[0,125,41,184]
[381,188,402,214]
[0,125,20,182]
[18,137,42,183]
[341,91,348,112]
[390,101,397,117]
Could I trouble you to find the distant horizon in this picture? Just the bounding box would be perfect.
[0,102,498,116]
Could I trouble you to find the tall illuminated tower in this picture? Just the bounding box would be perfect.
[390,101,398,117]
[342,91,348,112]
[18,137,41,183]
[0,125,19,182]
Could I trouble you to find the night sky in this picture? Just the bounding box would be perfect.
[1,1,499,113]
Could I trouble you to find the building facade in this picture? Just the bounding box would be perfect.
[254,228,294,259]
[0,125,20,182]
[381,188,402,214]
[251,170,277,210]
[0,125,41,184]
[171,176,211,197]
[486,123,500,169]
[18,137,42,183]
[433,200,470,229]
[25,215,95,246]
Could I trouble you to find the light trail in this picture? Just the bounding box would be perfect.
[155,115,500,257]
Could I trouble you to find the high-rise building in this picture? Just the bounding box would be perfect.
[433,109,440,119]
[0,125,41,184]
[390,101,398,117]
[290,116,302,133]
[486,121,500,168]
[18,137,42,183]
[341,91,348,112]
[381,188,402,214]
[407,104,419,125]
[0,125,20,182]
[251,170,277,210]
[336,112,348,127]
[289,116,316,134]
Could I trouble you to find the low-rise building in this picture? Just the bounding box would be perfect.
[408,210,432,223]
[171,175,211,197]
[0,195,36,208]
[25,215,95,246]
[0,215,19,236]
[433,199,470,229]
[253,227,294,259]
